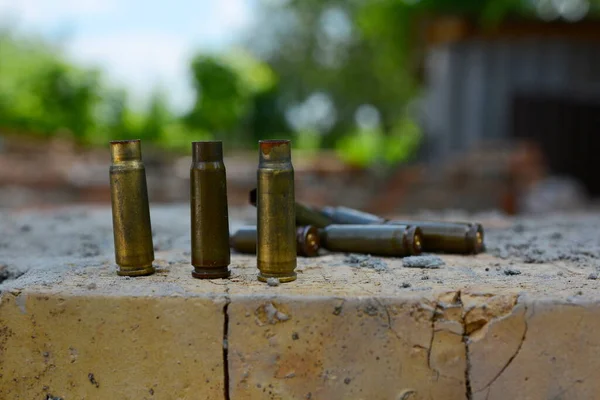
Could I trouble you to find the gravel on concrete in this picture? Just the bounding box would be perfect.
[343,254,388,271]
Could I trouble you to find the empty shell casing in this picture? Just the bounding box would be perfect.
[321,205,485,254]
[230,226,320,257]
[190,141,231,279]
[387,220,484,254]
[109,140,155,276]
[321,206,385,225]
[257,140,297,282]
[250,188,333,228]
[321,225,422,257]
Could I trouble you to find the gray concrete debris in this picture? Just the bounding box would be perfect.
[343,254,387,271]
[266,278,281,287]
[503,268,522,276]
[403,255,445,269]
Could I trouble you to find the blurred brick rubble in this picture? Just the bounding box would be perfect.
[0,136,588,215]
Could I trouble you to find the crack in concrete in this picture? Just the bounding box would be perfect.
[427,301,441,381]
[218,289,525,400]
[473,303,529,398]
[457,290,473,400]
[434,328,463,336]
[373,299,405,342]
[222,289,231,400]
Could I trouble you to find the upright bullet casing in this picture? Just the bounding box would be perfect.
[257,140,297,282]
[321,225,422,257]
[231,226,320,257]
[387,220,484,254]
[191,141,231,279]
[249,189,334,228]
[109,140,155,276]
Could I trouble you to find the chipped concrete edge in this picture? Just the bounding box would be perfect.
[1,289,597,399]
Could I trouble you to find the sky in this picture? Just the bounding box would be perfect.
[0,0,257,111]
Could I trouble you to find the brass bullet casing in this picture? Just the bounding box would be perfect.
[249,188,333,228]
[109,140,155,276]
[320,205,485,254]
[257,140,297,283]
[321,206,385,225]
[296,226,320,257]
[230,226,320,257]
[321,225,423,257]
[387,220,484,254]
[190,141,231,279]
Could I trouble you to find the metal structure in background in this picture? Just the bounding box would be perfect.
[190,141,231,279]
[109,140,155,277]
[321,225,423,257]
[512,93,600,196]
[425,39,600,163]
[257,140,297,283]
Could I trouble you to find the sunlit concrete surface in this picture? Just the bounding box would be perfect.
[1,206,600,399]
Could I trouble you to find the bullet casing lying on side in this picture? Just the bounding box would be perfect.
[230,226,320,257]
[257,140,297,283]
[249,188,334,228]
[321,205,485,254]
[321,206,385,225]
[387,220,484,254]
[109,140,155,277]
[190,141,231,279]
[321,225,422,257]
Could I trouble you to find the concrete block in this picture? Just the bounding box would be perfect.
[228,295,467,400]
[1,207,600,399]
[469,300,600,400]
[0,292,226,400]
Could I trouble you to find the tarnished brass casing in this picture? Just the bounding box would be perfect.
[320,205,485,254]
[257,140,297,282]
[249,188,333,228]
[321,206,385,225]
[190,141,231,279]
[296,226,320,257]
[321,225,422,257]
[231,226,320,257]
[387,220,484,254]
[109,140,155,276]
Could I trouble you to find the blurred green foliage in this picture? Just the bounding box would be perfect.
[247,0,543,165]
[0,0,585,164]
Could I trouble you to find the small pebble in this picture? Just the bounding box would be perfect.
[503,268,522,276]
[401,282,411,288]
[266,278,280,287]
[87,282,97,290]
[587,273,598,280]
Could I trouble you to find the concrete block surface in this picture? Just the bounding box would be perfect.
[1,206,600,399]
